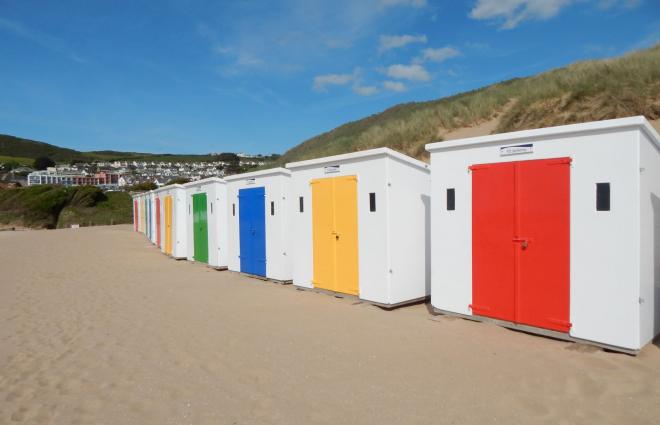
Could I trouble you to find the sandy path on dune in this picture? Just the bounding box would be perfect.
[0,225,659,425]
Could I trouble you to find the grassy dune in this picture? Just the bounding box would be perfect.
[279,44,660,163]
[0,185,132,229]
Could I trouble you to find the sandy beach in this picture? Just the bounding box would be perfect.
[1,225,659,424]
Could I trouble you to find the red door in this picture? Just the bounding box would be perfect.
[134,200,138,231]
[471,157,571,333]
[471,162,516,322]
[156,198,161,247]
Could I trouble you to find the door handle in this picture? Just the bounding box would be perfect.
[512,238,530,249]
[331,231,340,240]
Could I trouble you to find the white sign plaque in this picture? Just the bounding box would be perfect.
[324,165,340,174]
[500,143,533,156]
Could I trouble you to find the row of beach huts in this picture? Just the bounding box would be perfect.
[133,116,660,354]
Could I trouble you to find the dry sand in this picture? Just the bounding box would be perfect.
[651,118,660,134]
[1,225,659,425]
[440,116,501,141]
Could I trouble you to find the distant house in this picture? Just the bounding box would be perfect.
[27,169,121,188]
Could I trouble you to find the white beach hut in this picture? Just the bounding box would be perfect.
[183,178,228,269]
[141,194,147,235]
[286,147,430,308]
[148,191,158,245]
[153,184,188,259]
[132,193,140,233]
[426,116,660,353]
[225,168,292,282]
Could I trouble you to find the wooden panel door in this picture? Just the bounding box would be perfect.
[333,176,359,296]
[471,158,571,332]
[156,198,161,247]
[134,200,138,231]
[239,187,267,277]
[192,193,209,263]
[471,162,516,322]
[516,158,571,332]
[311,178,335,291]
[165,196,173,255]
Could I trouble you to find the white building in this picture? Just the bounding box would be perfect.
[183,178,229,269]
[426,116,660,353]
[225,168,292,282]
[286,147,430,308]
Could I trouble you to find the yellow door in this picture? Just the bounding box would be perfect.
[311,175,359,295]
[333,176,359,295]
[311,178,335,291]
[164,196,173,255]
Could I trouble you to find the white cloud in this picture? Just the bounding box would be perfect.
[379,0,427,8]
[353,84,379,96]
[313,73,354,91]
[236,52,264,67]
[379,34,427,52]
[383,80,407,92]
[419,46,460,63]
[469,0,573,29]
[386,63,431,81]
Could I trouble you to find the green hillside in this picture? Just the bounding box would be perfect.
[0,135,219,164]
[279,44,660,163]
[0,185,132,229]
[0,134,84,163]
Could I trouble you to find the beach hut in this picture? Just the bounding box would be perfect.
[154,184,188,259]
[225,168,292,281]
[425,116,660,353]
[183,178,228,268]
[132,194,139,232]
[151,189,163,248]
[286,147,430,307]
[145,193,151,240]
[149,191,158,245]
[141,195,146,235]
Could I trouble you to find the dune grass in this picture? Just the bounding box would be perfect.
[0,185,133,229]
[279,44,660,163]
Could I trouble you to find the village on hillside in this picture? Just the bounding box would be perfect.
[0,153,275,190]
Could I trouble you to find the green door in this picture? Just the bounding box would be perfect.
[192,193,209,263]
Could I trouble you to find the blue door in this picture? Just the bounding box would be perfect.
[239,187,266,277]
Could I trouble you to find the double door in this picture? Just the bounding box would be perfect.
[155,198,161,247]
[311,175,359,296]
[471,157,571,333]
[134,200,138,231]
[164,196,173,255]
[239,187,267,277]
[192,193,209,263]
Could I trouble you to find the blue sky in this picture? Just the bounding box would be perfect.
[0,0,658,155]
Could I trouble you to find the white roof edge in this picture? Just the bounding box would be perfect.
[152,183,185,192]
[425,116,660,152]
[224,167,291,181]
[181,176,226,187]
[285,147,428,171]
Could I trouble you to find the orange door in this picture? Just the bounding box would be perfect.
[311,178,335,291]
[311,175,359,295]
[164,196,173,255]
[333,176,359,295]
